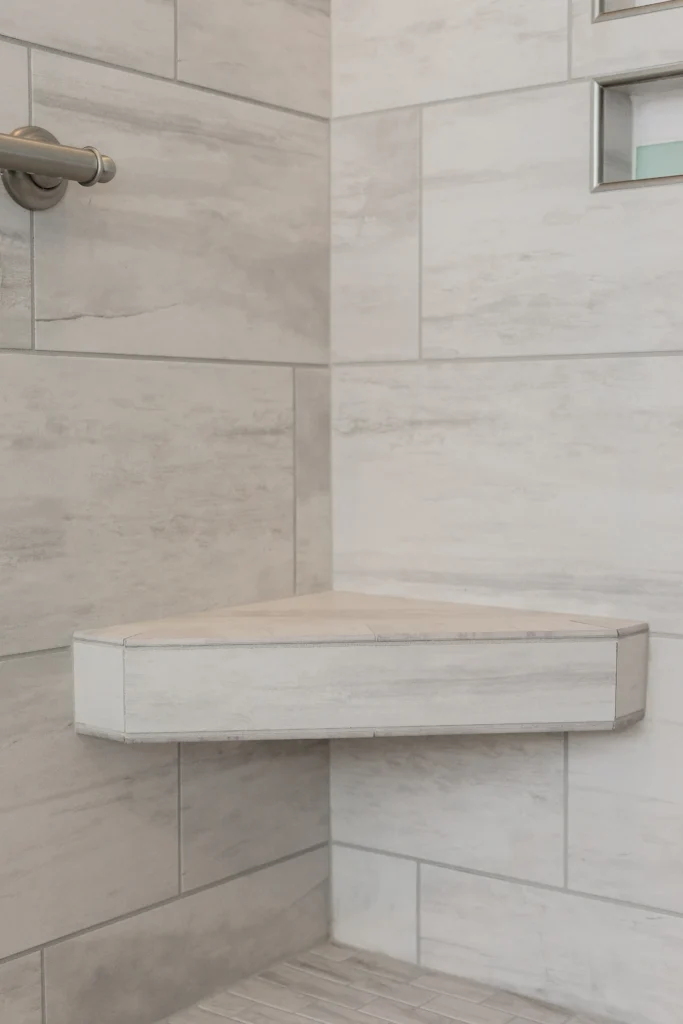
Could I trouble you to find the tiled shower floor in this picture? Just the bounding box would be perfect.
[162,942,623,1024]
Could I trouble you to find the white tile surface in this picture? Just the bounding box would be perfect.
[0,41,31,351]
[333,357,683,631]
[331,735,565,885]
[420,865,683,1024]
[332,0,568,116]
[0,353,293,656]
[331,845,417,963]
[0,651,177,959]
[331,110,420,362]
[178,0,330,115]
[572,0,683,79]
[569,637,683,912]
[32,52,328,363]
[0,0,174,75]
[0,955,42,1024]
[422,82,683,359]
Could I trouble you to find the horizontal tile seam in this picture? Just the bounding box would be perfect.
[333,350,683,369]
[332,841,683,922]
[0,349,327,370]
[0,841,328,967]
[90,636,631,651]
[0,33,328,122]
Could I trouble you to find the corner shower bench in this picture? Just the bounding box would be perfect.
[72,591,648,742]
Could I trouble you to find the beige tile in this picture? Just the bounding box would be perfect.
[483,990,570,1024]
[331,846,417,963]
[0,955,42,1024]
[32,52,328,364]
[331,736,564,885]
[361,997,468,1024]
[0,353,293,655]
[0,0,174,75]
[180,740,329,890]
[327,950,422,983]
[296,999,377,1024]
[178,0,330,116]
[572,0,683,78]
[569,637,683,912]
[410,974,493,1003]
[420,865,683,1024]
[0,651,177,959]
[287,951,426,1004]
[332,0,567,116]
[331,110,420,362]
[420,994,511,1024]
[0,41,31,351]
[167,1010,231,1024]
[333,357,683,631]
[295,369,332,594]
[206,977,311,1013]
[422,82,683,360]
[260,965,375,1009]
[44,848,328,1024]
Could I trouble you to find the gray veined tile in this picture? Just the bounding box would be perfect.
[0,0,174,75]
[483,990,571,1024]
[178,0,330,116]
[331,109,420,363]
[31,51,328,364]
[420,994,512,1024]
[286,952,428,1005]
[215,1000,311,1024]
[332,0,568,116]
[260,965,376,1009]
[295,999,378,1024]
[411,976,493,1004]
[0,41,31,352]
[0,954,42,1024]
[204,977,312,1014]
[361,998,475,1024]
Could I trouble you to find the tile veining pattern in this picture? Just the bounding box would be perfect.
[0,5,330,1024]
[161,942,625,1024]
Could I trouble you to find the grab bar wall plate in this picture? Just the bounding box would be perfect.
[0,125,116,211]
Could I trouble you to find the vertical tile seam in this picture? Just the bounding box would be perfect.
[28,45,36,351]
[417,106,424,359]
[40,947,46,1024]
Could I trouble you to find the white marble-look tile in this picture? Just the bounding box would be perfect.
[0,651,177,959]
[0,0,173,75]
[44,848,328,1024]
[331,110,420,363]
[422,82,683,359]
[0,353,293,656]
[0,955,42,1024]
[180,740,329,890]
[420,865,683,1024]
[178,0,329,116]
[572,0,683,79]
[31,52,328,363]
[331,845,417,963]
[333,357,683,631]
[332,0,568,116]
[568,637,683,912]
[331,735,564,885]
[295,369,332,594]
[0,41,31,351]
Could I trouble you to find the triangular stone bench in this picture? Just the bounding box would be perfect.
[73,591,648,742]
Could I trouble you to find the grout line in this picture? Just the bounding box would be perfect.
[333,841,683,921]
[40,948,46,1024]
[563,733,570,889]
[0,347,326,369]
[293,368,299,595]
[177,743,183,894]
[416,860,422,966]
[0,645,69,663]
[417,107,424,360]
[0,32,327,123]
[334,348,683,369]
[0,842,327,968]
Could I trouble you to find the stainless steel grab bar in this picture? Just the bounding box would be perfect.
[0,126,116,211]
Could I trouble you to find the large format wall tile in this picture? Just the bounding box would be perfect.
[572,0,683,78]
[295,369,332,593]
[0,651,177,959]
[331,845,417,963]
[333,357,683,631]
[568,637,683,912]
[420,866,683,1024]
[178,0,330,116]
[0,0,174,75]
[331,736,564,885]
[0,955,42,1024]
[331,110,420,363]
[0,353,293,655]
[0,41,30,351]
[32,52,328,364]
[332,0,568,116]
[44,848,328,1024]
[423,82,683,359]
[180,741,329,890]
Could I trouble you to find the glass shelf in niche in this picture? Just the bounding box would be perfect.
[597,0,683,17]
[595,73,683,189]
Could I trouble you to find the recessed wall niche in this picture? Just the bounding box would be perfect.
[595,73,683,188]
[598,0,683,17]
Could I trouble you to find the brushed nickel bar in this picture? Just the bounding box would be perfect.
[0,125,116,211]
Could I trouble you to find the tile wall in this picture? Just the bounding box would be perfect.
[330,3,683,1023]
[0,4,331,1022]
